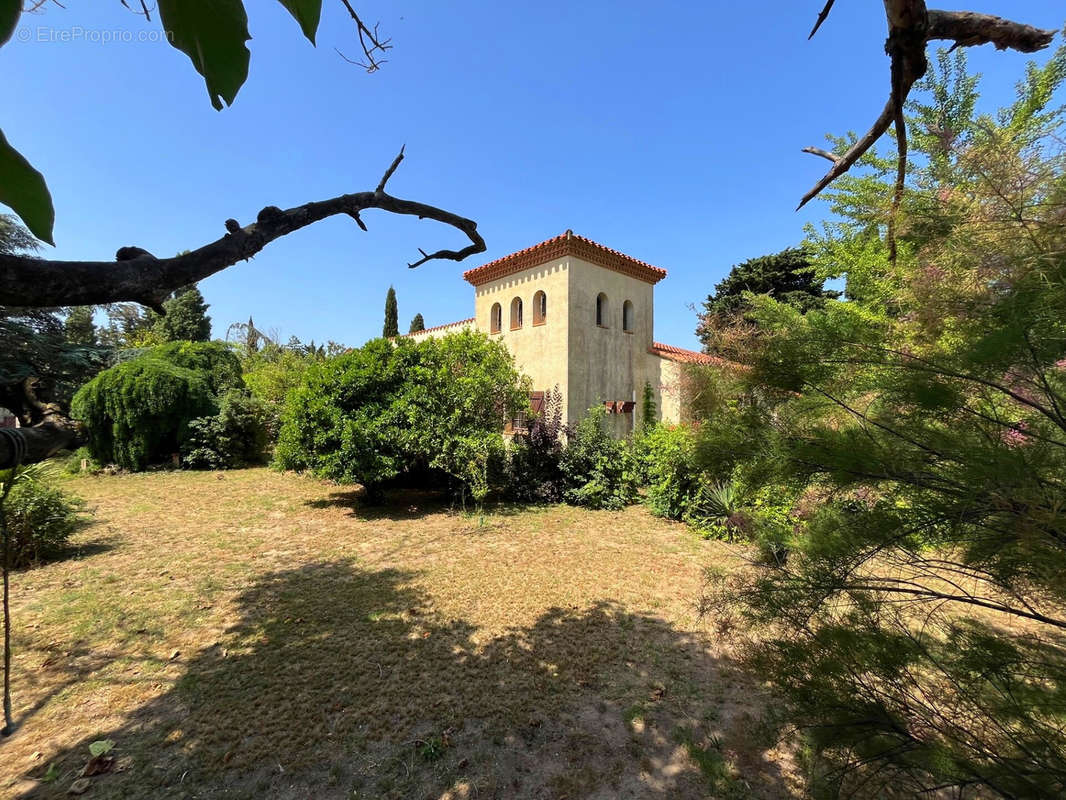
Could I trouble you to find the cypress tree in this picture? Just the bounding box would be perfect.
[409,313,425,333]
[383,286,399,337]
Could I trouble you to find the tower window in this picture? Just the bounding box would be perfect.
[510,297,523,330]
[623,300,634,332]
[490,302,502,334]
[596,293,609,327]
[533,291,547,325]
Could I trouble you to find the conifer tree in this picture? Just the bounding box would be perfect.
[408,313,425,333]
[383,286,398,338]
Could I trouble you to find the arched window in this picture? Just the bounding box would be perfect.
[490,302,502,334]
[596,293,609,327]
[622,300,634,332]
[533,290,547,325]
[510,296,523,330]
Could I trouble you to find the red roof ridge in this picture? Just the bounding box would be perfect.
[649,342,740,368]
[463,231,667,287]
[400,317,475,337]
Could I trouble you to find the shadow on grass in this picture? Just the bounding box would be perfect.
[306,488,554,524]
[15,561,793,799]
[304,488,453,521]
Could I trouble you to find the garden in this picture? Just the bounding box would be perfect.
[2,5,1065,799]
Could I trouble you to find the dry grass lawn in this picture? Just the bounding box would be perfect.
[0,469,801,799]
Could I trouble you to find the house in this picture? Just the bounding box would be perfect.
[404,231,728,435]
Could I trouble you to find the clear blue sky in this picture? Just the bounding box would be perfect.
[5,1,1063,349]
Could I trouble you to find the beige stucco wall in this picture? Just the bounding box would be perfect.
[565,256,659,435]
[652,357,685,426]
[473,258,571,409]
[464,251,698,435]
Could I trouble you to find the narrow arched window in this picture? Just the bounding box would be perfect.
[490,302,502,334]
[510,297,523,330]
[622,300,634,332]
[533,290,547,325]
[596,293,608,327]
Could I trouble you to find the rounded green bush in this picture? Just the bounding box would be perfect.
[71,342,243,470]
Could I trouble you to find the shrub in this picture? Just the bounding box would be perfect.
[507,387,566,503]
[183,390,271,469]
[558,407,638,510]
[72,342,243,471]
[636,423,703,520]
[242,346,315,442]
[62,446,102,475]
[151,341,243,395]
[1,464,88,567]
[275,332,528,500]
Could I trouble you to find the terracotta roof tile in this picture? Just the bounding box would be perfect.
[463,231,667,286]
[399,317,475,338]
[649,342,740,368]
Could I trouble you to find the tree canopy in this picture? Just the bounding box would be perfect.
[154,285,212,343]
[700,45,1066,796]
[275,331,528,500]
[698,247,838,348]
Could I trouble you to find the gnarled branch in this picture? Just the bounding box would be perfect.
[0,149,485,309]
[799,2,1056,210]
[0,150,486,468]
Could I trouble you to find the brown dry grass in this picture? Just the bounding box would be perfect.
[0,469,801,799]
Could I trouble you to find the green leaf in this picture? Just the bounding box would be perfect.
[277,0,321,45]
[88,739,115,757]
[0,129,55,245]
[0,0,20,47]
[158,0,251,111]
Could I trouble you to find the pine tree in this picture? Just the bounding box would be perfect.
[383,286,399,338]
[64,307,97,346]
[155,285,212,342]
[409,313,425,333]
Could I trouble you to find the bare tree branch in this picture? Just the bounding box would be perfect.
[802,146,842,164]
[927,11,1057,53]
[0,151,486,468]
[337,0,392,72]
[0,150,485,309]
[808,0,837,40]
[799,1,1056,210]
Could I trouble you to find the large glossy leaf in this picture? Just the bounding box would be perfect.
[0,0,20,47]
[158,0,251,111]
[0,129,55,245]
[277,0,321,45]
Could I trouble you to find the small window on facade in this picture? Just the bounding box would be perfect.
[510,297,523,330]
[490,302,502,334]
[623,300,634,332]
[533,291,547,325]
[596,293,608,327]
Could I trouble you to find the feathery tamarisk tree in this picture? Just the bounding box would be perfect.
[799,1,1056,259]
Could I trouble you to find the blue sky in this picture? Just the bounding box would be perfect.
[5,1,1063,349]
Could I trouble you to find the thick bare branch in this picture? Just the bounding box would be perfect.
[927,11,1057,53]
[798,1,1056,209]
[0,151,485,309]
